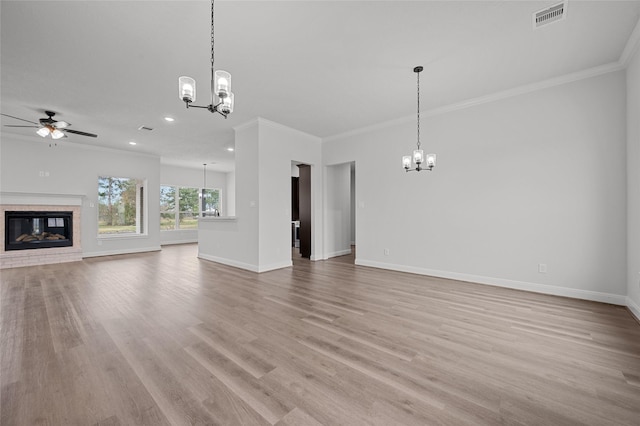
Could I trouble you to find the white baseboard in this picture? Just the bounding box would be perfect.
[160,239,197,246]
[198,253,259,272]
[355,259,627,306]
[257,260,293,273]
[198,253,292,273]
[626,297,640,322]
[83,246,161,258]
[325,248,352,259]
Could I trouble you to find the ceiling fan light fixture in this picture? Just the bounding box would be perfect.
[2,111,98,139]
[51,129,65,140]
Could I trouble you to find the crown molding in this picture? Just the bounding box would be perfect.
[232,117,260,133]
[256,117,322,141]
[234,117,321,141]
[324,61,624,143]
[620,15,640,67]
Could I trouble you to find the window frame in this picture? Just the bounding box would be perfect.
[97,176,148,238]
[160,185,222,231]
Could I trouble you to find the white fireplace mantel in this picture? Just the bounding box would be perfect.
[0,192,85,206]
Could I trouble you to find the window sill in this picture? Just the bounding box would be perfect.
[97,233,148,240]
[199,216,237,222]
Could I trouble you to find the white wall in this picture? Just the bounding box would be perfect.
[323,71,628,304]
[627,45,640,318]
[198,118,322,272]
[258,119,323,268]
[199,120,260,270]
[325,162,352,258]
[0,136,161,257]
[160,163,228,245]
[226,171,236,217]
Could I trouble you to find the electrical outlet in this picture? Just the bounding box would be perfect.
[384,248,390,256]
[538,263,547,273]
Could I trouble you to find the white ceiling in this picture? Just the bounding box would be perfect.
[2,1,639,172]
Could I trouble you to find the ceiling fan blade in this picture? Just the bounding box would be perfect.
[64,129,98,138]
[4,125,39,128]
[1,113,39,125]
[54,121,70,129]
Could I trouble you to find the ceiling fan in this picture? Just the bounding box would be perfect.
[1,110,98,140]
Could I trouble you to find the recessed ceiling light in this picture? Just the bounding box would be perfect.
[227,147,234,152]
[164,117,175,122]
[129,141,137,145]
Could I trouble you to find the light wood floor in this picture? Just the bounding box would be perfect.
[2,244,640,425]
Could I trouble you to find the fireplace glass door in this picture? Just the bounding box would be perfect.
[5,211,73,251]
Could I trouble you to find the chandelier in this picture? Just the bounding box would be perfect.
[402,66,436,172]
[178,0,234,118]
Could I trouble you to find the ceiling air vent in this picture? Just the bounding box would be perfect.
[533,2,566,29]
[138,125,153,131]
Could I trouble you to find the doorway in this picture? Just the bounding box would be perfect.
[291,162,311,259]
[325,161,355,262]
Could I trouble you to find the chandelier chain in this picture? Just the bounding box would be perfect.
[210,0,215,104]
[178,0,231,118]
[402,66,435,172]
[416,69,421,150]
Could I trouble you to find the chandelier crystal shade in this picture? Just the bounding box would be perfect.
[178,0,234,118]
[403,66,436,172]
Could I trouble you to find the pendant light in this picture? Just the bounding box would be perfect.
[178,0,234,118]
[403,66,436,172]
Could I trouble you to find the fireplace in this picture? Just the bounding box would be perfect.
[5,211,73,251]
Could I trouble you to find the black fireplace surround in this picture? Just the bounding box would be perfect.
[5,211,73,251]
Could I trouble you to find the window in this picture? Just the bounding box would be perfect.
[160,186,176,230]
[202,188,220,217]
[179,187,200,229]
[160,185,221,230]
[98,176,146,235]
